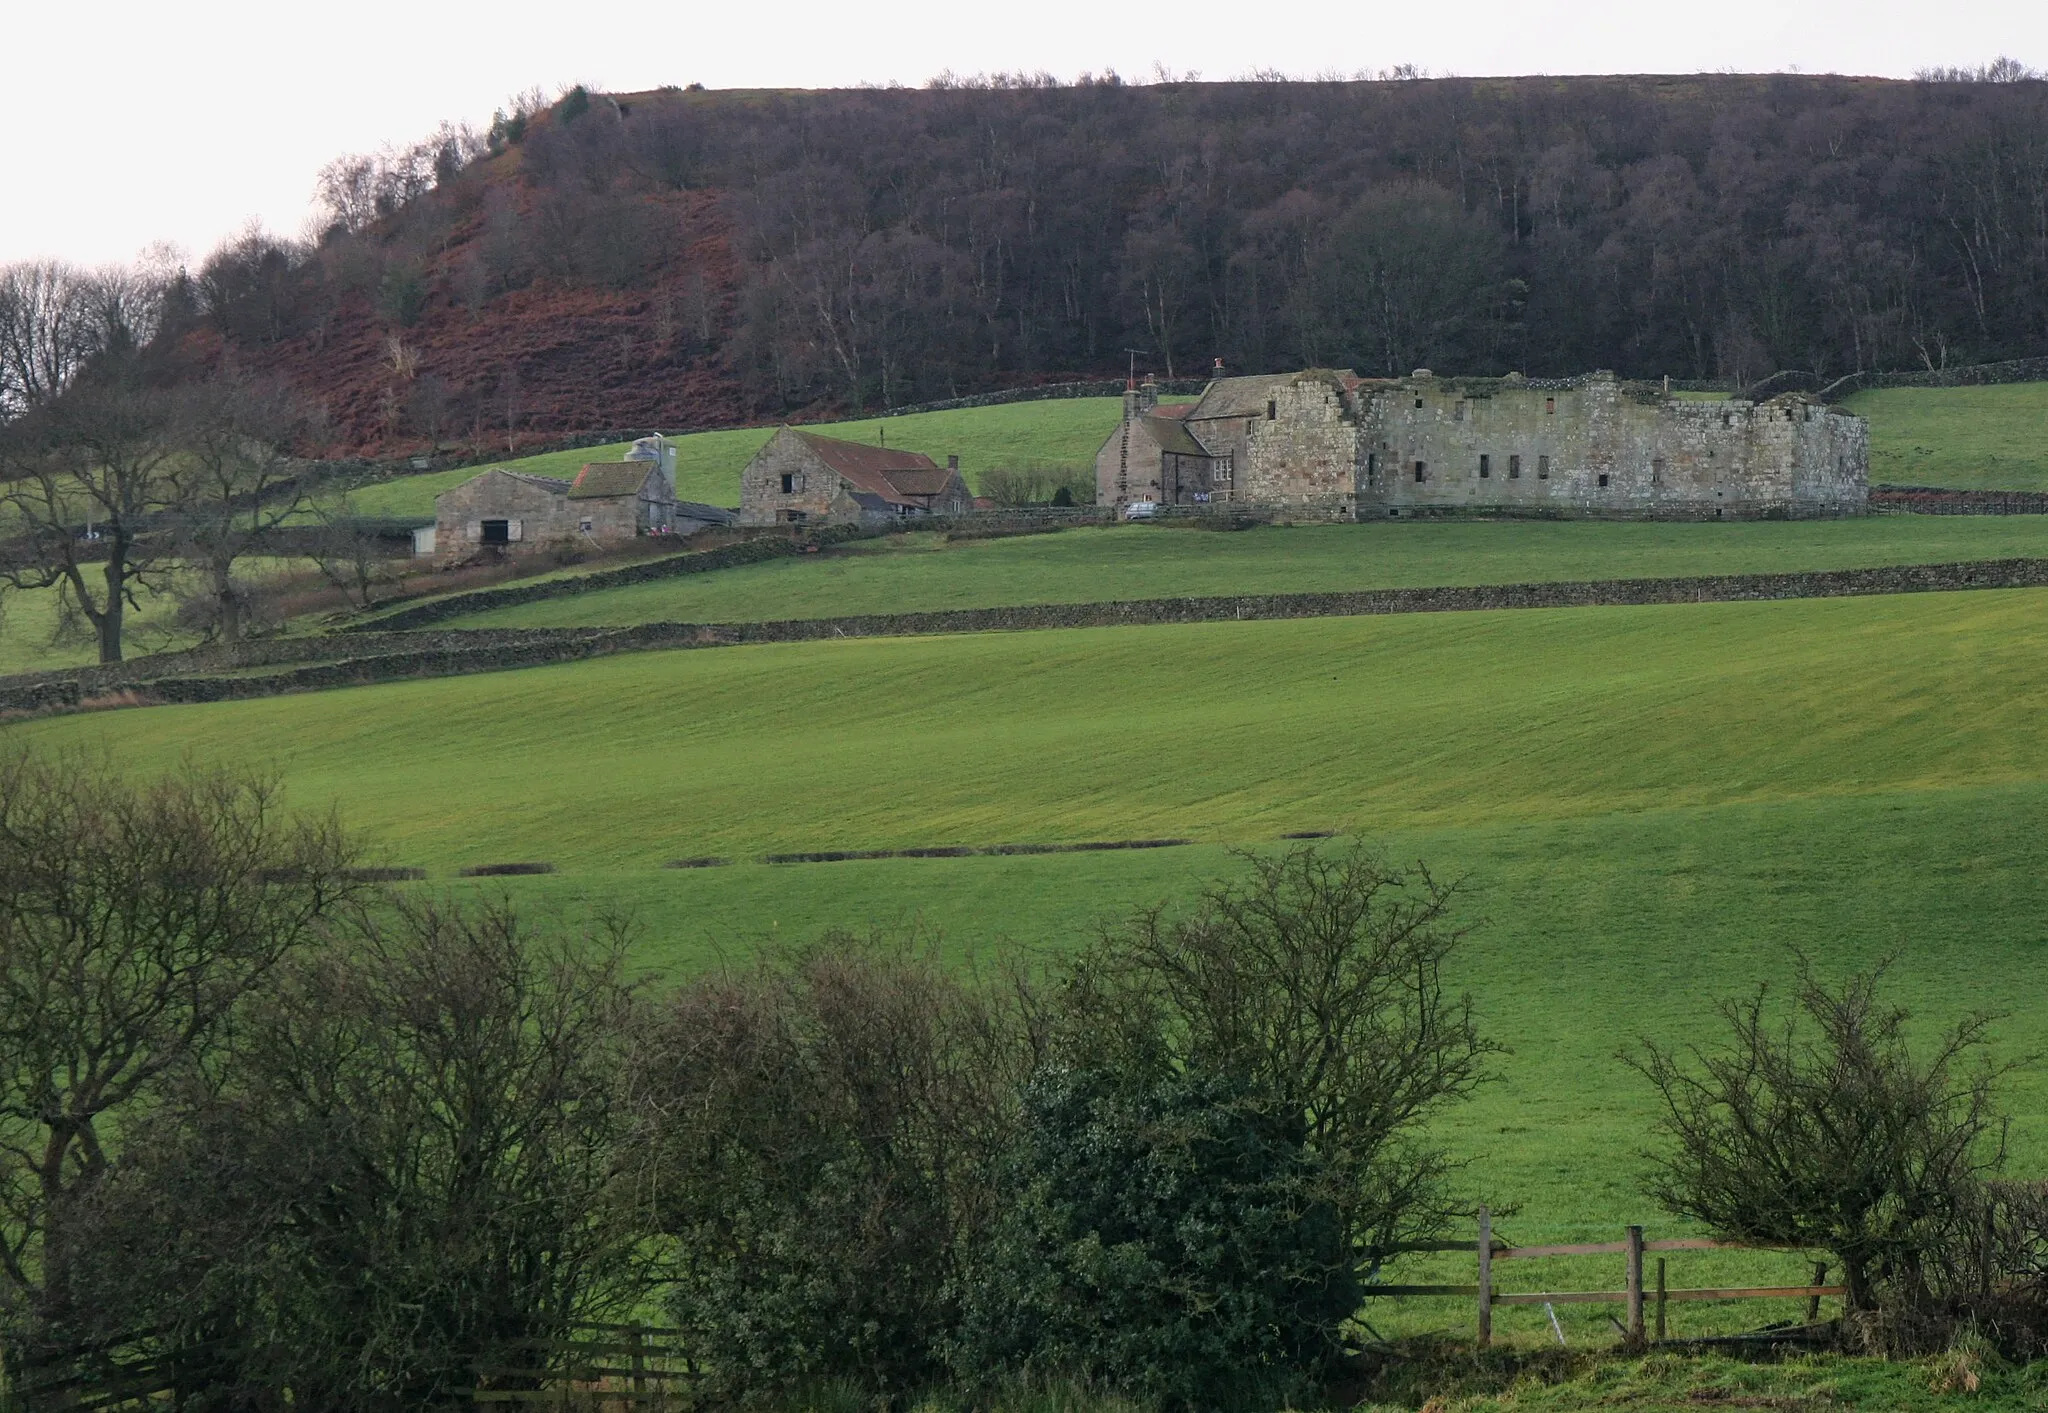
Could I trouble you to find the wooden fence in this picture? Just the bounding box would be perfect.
[466,1323,694,1407]
[1367,1206,1844,1347]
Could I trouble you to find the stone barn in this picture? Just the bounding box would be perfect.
[739,428,974,525]
[1094,368,1867,519]
[433,455,679,560]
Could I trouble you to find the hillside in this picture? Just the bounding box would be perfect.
[176,74,2048,453]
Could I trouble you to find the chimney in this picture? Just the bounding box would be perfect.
[1138,377,1159,414]
[1212,356,1225,379]
[947,454,959,471]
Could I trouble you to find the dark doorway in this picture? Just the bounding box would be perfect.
[481,519,510,545]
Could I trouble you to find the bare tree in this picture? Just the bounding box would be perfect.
[1624,959,2016,1313]
[0,262,159,423]
[0,366,182,663]
[307,497,399,610]
[172,373,322,643]
[0,749,358,1365]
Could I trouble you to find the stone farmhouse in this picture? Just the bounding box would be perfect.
[432,434,732,560]
[739,428,974,525]
[1095,369,1868,519]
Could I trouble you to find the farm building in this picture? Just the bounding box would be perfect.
[1096,370,1868,519]
[432,436,691,559]
[739,428,974,525]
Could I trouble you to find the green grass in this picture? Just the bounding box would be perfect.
[1841,382,2048,491]
[437,516,2048,629]
[13,587,2048,1332]
[344,398,1126,520]
[0,560,318,677]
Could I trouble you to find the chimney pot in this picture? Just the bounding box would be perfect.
[947,454,959,471]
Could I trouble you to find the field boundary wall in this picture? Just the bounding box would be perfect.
[9,558,2048,714]
[1742,356,2048,404]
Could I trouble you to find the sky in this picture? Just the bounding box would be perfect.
[6,0,2044,270]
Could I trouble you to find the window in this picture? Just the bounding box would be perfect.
[1538,455,1550,479]
[1651,458,1665,485]
[1414,461,1428,483]
[1454,400,1466,422]
[1545,397,1556,414]
[1479,454,1490,478]
[480,519,510,545]
[1509,454,1521,479]
[1598,473,1610,488]
[779,472,803,494]
[1266,399,1277,420]
[1414,397,1424,409]
[579,517,594,533]
[1366,452,1377,482]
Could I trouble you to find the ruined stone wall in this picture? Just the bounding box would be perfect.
[1353,374,1867,518]
[1235,373,1359,508]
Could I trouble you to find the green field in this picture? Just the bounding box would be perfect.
[438,515,2048,629]
[345,398,1127,520]
[1843,381,2048,491]
[12,588,2048,1343]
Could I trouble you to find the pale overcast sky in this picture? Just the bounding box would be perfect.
[6,0,2044,270]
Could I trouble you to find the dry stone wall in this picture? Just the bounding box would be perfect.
[9,559,2047,716]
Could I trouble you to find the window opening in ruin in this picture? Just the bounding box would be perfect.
[1389,508,1400,517]
[1597,473,1610,488]
[1545,397,1556,414]
[1415,397,1424,409]
[1479,454,1490,477]
[1651,458,1665,485]
[481,519,510,545]
[1415,461,1427,482]
[1455,401,1466,421]
[1367,452,1377,481]
[1509,454,1521,479]
[1538,455,1550,479]
[1266,400,1277,420]
[1722,412,1732,427]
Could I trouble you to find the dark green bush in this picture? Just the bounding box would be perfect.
[954,1066,1358,1411]
[377,263,428,327]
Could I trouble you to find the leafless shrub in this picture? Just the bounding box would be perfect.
[1625,959,2018,1320]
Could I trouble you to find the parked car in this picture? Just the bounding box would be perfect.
[1123,500,1159,521]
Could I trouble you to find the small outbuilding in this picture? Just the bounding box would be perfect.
[738,428,974,526]
[433,452,682,560]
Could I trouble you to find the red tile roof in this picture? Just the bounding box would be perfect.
[793,430,955,505]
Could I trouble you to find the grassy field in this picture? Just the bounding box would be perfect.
[12,587,2048,1346]
[345,398,1126,520]
[439,515,2048,629]
[1842,382,2048,491]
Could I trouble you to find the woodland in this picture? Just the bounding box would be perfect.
[68,70,2048,449]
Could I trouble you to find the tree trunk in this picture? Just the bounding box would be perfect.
[95,556,126,665]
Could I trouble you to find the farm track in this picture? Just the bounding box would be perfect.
[7,556,2048,714]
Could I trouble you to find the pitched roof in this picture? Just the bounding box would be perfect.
[791,430,957,505]
[1186,370,1355,420]
[1140,414,1211,458]
[1153,402,1197,419]
[467,468,571,494]
[568,462,659,500]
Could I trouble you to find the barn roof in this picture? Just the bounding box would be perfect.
[791,430,958,505]
[568,462,659,499]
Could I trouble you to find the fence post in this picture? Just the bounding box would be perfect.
[1476,1205,1493,1350]
[1625,1225,1645,1347]
[1654,1257,1667,1342]
[631,1325,646,1405]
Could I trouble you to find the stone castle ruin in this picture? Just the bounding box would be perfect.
[1095,369,1868,519]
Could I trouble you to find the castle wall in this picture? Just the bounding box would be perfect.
[1353,374,1867,518]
